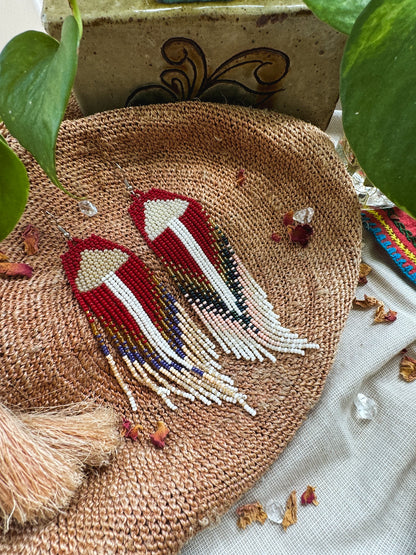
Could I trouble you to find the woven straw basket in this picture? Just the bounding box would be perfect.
[0,102,361,553]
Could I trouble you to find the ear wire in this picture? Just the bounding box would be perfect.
[115,163,142,199]
[45,211,73,241]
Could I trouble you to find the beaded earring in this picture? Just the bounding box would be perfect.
[129,189,319,363]
[52,219,255,415]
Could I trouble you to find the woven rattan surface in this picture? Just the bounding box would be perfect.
[0,102,361,554]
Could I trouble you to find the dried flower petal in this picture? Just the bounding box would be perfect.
[353,295,380,308]
[22,224,40,255]
[288,223,313,247]
[236,502,267,530]
[0,262,33,278]
[149,421,169,449]
[283,211,294,227]
[374,304,397,323]
[301,485,319,506]
[236,168,246,186]
[353,295,396,322]
[358,262,372,285]
[271,233,281,243]
[373,304,386,322]
[0,251,8,262]
[384,309,397,322]
[121,417,142,441]
[283,210,314,246]
[399,355,416,382]
[282,490,297,531]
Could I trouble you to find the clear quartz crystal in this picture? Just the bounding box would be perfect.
[293,207,314,224]
[78,200,98,217]
[354,393,377,420]
[265,499,284,524]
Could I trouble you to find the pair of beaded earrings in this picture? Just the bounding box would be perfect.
[60,187,319,416]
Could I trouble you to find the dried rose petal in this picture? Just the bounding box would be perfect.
[400,355,416,382]
[358,262,372,285]
[301,485,319,506]
[0,262,33,278]
[288,223,313,247]
[384,309,397,322]
[353,295,380,308]
[150,421,169,448]
[282,490,297,531]
[121,418,131,432]
[236,168,246,186]
[0,251,8,262]
[374,304,397,323]
[121,417,142,441]
[236,502,267,530]
[283,211,294,227]
[22,224,40,255]
[271,233,281,243]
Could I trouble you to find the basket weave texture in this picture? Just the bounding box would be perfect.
[0,102,361,554]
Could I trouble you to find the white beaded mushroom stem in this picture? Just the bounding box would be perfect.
[168,219,242,315]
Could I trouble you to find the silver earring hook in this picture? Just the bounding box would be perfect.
[115,163,134,193]
[45,211,72,241]
[115,163,141,198]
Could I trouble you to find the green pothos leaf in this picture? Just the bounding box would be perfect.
[303,0,370,34]
[341,0,416,217]
[0,138,30,241]
[0,11,82,193]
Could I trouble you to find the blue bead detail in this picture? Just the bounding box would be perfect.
[190,366,204,377]
[171,361,183,371]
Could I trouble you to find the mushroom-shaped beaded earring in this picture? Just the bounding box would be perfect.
[128,189,319,362]
[47,213,255,415]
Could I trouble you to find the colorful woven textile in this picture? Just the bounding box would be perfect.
[362,208,416,285]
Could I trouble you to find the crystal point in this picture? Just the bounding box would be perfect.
[293,207,314,224]
[78,200,98,217]
[354,393,377,420]
[265,499,284,524]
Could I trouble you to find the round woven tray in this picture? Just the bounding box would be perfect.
[0,102,361,554]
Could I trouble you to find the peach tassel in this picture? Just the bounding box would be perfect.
[0,402,122,532]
